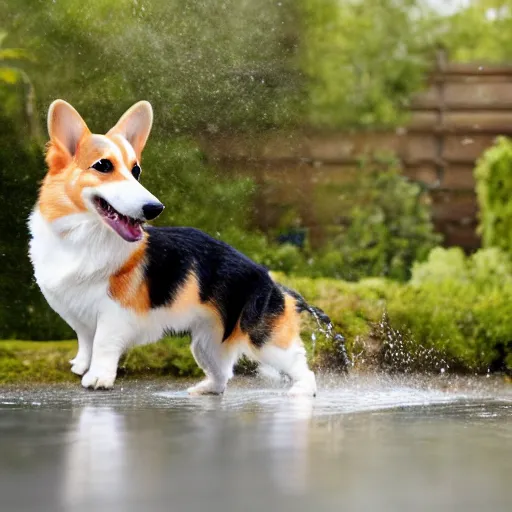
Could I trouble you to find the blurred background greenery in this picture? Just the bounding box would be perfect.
[1,0,511,375]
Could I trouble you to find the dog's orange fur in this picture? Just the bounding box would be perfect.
[221,294,300,349]
[269,294,301,349]
[109,234,151,314]
[169,272,202,314]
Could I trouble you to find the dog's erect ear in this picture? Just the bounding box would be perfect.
[107,101,153,159]
[47,100,90,158]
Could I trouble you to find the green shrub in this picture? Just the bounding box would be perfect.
[304,155,441,281]
[475,136,512,253]
[144,139,258,237]
[410,246,468,284]
[0,338,202,384]
[0,341,76,384]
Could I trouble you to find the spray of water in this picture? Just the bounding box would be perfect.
[375,312,450,374]
[307,305,352,371]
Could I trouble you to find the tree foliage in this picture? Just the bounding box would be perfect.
[0,31,39,138]
[440,0,512,62]
[1,0,302,134]
[298,0,437,128]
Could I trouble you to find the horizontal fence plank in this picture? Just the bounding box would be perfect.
[430,190,478,222]
[412,82,512,110]
[440,165,476,191]
[402,134,438,163]
[202,132,408,164]
[404,164,475,190]
[442,134,497,162]
[429,74,512,84]
[409,111,512,134]
[305,133,403,162]
[439,223,481,249]
[404,134,497,165]
[403,165,439,186]
[437,62,512,76]
[211,134,497,168]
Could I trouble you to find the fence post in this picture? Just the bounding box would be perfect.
[434,48,447,187]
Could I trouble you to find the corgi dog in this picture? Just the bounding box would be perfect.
[29,100,348,395]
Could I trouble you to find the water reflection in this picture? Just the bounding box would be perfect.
[62,407,127,508]
[267,396,314,495]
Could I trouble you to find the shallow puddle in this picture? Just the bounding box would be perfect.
[1,374,511,512]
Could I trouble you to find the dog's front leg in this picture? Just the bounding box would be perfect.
[81,315,131,390]
[70,325,95,376]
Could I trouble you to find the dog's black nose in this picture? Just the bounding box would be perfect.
[142,202,164,220]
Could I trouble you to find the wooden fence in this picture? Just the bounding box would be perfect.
[200,54,512,249]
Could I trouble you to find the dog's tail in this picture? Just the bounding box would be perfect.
[279,284,351,371]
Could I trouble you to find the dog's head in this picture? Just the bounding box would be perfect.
[39,100,164,242]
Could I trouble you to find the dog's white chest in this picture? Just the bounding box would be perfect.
[28,210,127,326]
[31,238,107,326]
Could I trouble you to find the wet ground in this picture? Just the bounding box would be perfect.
[1,374,511,512]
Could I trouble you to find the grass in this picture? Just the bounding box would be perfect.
[0,340,77,385]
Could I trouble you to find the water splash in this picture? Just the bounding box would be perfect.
[307,306,352,371]
[375,313,450,374]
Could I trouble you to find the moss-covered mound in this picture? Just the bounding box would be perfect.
[0,337,201,385]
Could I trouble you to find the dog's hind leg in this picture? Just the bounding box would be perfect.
[188,325,238,395]
[254,339,317,396]
[246,290,316,396]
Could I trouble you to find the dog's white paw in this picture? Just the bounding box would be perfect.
[288,371,317,397]
[187,379,225,396]
[70,358,89,376]
[81,368,116,390]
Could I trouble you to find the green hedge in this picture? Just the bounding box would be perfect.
[386,248,512,373]
[279,248,512,375]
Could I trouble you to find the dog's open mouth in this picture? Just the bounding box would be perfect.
[93,196,144,242]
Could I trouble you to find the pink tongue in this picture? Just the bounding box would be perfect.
[105,217,143,242]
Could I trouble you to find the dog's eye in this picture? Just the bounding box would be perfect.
[91,159,114,173]
[132,164,141,181]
